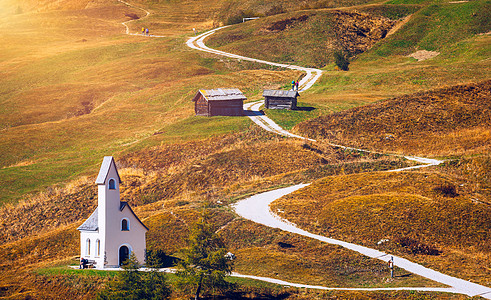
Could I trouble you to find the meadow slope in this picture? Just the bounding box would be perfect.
[0,0,489,298]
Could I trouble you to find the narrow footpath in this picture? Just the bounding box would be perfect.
[118,5,490,298]
[233,185,491,299]
[187,27,491,299]
[187,28,443,171]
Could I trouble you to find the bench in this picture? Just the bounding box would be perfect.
[80,258,97,269]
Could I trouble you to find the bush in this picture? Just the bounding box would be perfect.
[226,10,257,25]
[97,254,171,300]
[124,13,139,20]
[266,5,285,16]
[433,184,458,197]
[395,237,442,256]
[334,51,350,71]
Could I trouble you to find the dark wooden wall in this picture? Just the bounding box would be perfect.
[195,97,243,116]
[265,97,297,110]
[195,94,209,116]
[209,100,243,116]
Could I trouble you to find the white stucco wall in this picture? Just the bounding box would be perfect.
[80,157,147,269]
[97,161,147,268]
[80,231,104,267]
[105,207,147,267]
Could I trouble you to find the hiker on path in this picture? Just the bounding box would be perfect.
[295,80,299,91]
[145,28,149,36]
[141,27,145,35]
[291,80,295,90]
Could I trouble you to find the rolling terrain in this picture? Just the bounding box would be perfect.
[0,0,489,298]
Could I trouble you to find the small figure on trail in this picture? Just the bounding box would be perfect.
[388,256,394,278]
[295,80,299,91]
[193,28,196,35]
[145,28,149,36]
[291,80,295,90]
[141,27,145,35]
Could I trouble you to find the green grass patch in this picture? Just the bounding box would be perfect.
[356,4,423,20]
[370,0,491,56]
[36,265,118,278]
[264,102,326,130]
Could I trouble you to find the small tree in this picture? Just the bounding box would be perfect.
[97,253,171,300]
[176,211,233,300]
[334,51,350,71]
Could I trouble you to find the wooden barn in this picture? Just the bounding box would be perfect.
[263,90,299,110]
[192,88,246,117]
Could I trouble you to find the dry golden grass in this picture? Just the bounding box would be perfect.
[0,4,297,203]
[1,0,489,298]
[220,219,442,288]
[295,80,491,157]
[272,171,491,285]
[437,154,491,201]
[207,9,395,68]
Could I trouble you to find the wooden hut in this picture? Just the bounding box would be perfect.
[192,88,246,116]
[263,90,299,110]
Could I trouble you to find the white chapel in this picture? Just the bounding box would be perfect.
[77,156,148,268]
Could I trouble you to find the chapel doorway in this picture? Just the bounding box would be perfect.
[119,246,129,266]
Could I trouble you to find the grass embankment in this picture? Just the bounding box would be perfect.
[214,0,381,25]
[220,219,441,288]
[207,9,397,69]
[295,80,491,156]
[208,0,490,130]
[271,171,491,285]
[0,1,301,206]
[0,128,417,298]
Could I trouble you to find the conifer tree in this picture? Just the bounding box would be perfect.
[176,211,233,300]
[97,253,171,300]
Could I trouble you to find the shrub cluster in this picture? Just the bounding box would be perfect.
[394,237,442,256]
[334,51,350,71]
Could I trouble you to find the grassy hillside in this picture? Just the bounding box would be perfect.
[0,0,490,298]
[0,0,302,205]
[214,0,381,25]
[207,9,397,68]
[272,171,491,285]
[295,80,491,156]
[207,0,490,122]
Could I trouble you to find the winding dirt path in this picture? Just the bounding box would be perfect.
[187,27,444,170]
[118,0,165,37]
[186,22,491,299]
[115,4,489,297]
[187,28,323,92]
[233,185,491,299]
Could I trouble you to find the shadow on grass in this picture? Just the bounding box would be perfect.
[294,106,315,112]
[395,273,412,278]
[243,110,265,117]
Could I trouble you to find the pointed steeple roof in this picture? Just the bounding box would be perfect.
[95,156,122,185]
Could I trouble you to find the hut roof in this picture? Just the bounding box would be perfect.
[193,88,246,102]
[263,90,299,98]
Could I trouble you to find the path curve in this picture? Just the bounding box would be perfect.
[233,185,491,299]
[118,0,165,37]
[187,28,323,92]
[115,5,482,296]
[91,266,457,294]
[186,27,444,170]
